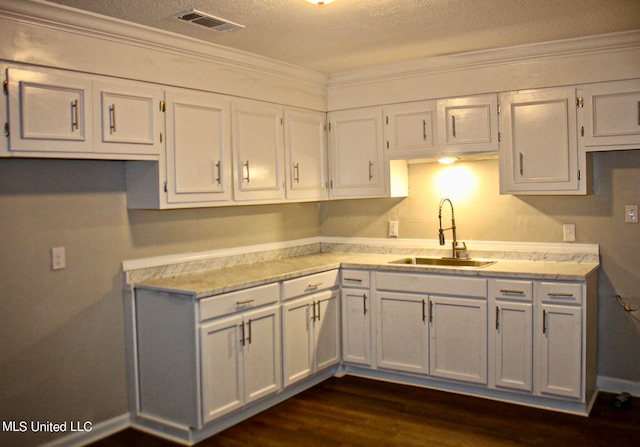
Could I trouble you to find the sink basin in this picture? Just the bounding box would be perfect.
[388,257,496,268]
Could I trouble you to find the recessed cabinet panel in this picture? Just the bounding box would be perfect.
[581,79,640,150]
[165,89,232,204]
[384,101,436,158]
[328,107,386,198]
[437,94,498,154]
[94,80,163,155]
[8,67,93,153]
[494,302,533,392]
[499,87,583,194]
[232,101,285,201]
[284,109,329,201]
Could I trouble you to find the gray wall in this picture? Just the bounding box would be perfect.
[321,149,640,382]
[0,158,319,447]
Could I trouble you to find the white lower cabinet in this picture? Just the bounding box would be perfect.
[341,270,373,366]
[283,290,340,386]
[200,304,281,423]
[429,295,487,384]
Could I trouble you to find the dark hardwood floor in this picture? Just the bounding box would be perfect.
[89,376,640,447]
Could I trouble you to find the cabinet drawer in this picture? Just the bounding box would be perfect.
[341,270,370,289]
[376,272,486,298]
[537,282,582,305]
[199,283,279,321]
[493,279,533,302]
[282,270,339,300]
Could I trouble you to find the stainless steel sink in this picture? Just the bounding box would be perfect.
[388,257,496,268]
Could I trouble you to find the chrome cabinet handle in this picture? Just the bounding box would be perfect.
[246,319,252,345]
[317,301,321,321]
[236,298,255,305]
[294,163,300,183]
[243,161,250,183]
[452,115,456,138]
[368,161,374,181]
[542,309,547,334]
[344,277,362,283]
[311,300,317,322]
[215,161,221,185]
[429,300,433,323]
[363,294,368,315]
[422,299,426,322]
[307,282,323,289]
[496,306,500,330]
[71,99,79,130]
[422,119,427,140]
[547,292,574,297]
[519,153,524,176]
[240,321,246,346]
[109,104,116,133]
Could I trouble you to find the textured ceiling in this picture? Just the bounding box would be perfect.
[44,0,640,74]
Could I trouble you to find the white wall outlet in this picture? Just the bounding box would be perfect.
[51,246,66,270]
[388,220,399,238]
[625,205,638,224]
[563,224,576,242]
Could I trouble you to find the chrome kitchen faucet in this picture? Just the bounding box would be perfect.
[438,198,468,259]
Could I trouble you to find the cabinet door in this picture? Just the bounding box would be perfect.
[328,107,386,198]
[232,100,285,201]
[499,87,582,194]
[94,80,163,156]
[429,296,487,384]
[284,109,329,201]
[282,296,313,387]
[384,101,436,158]
[341,288,371,366]
[8,67,93,153]
[243,305,282,405]
[494,301,533,392]
[376,292,428,374]
[165,89,233,205]
[437,94,498,154]
[314,290,340,371]
[537,303,582,399]
[580,79,640,150]
[200,314,244,424]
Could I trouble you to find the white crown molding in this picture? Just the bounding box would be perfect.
[0,0,328,88]
[328,30,640,89]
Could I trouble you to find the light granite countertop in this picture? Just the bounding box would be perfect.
[133,252,599,299]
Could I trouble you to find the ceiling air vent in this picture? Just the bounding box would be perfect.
[173,9,244,32]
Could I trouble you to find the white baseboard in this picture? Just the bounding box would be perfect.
[40,413,130,447]
[597,375,640,396]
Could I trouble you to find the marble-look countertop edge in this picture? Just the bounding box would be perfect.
[132,253,599,299]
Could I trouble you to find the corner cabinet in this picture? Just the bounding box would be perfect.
[499,87,587,195]
[327,107,386,198]
[126,88,234,208]
[284,109,329,201]
[232,100,285,202]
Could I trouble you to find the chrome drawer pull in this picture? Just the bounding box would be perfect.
[308,282,323,289]
[547,292,574,297]
[500,289,525,295]
[236,298,255,305]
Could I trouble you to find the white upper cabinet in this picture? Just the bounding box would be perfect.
[436,94,499,155]
[328,107,386,199]
[232,100,285,202]
[499,87,586,195]
[284,109,329,201]
[384,101,436,159]
[93,79,163,156]
[7,67,93,154]
[164,89,233,206]
[579,79,640,151]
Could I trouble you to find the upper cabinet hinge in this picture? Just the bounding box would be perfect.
[163,181,168,193]
[159,100,166,112]
[498,132,501,142]
[2,80,8,95]
[323,123,327,132]
[580,126,585,137]
[280,117,283,125]
[497,104,501,114]
[4,122,9,137]
[578,170,582,181]
[385,116,389,125]
[576,97,584,108]
[328,122,331,131]
[386,140,390,150]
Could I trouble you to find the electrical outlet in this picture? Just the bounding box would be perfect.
[625,205,638,224]
[563,224,576,242]
[51,246,66,270]
[388,221,399,238]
